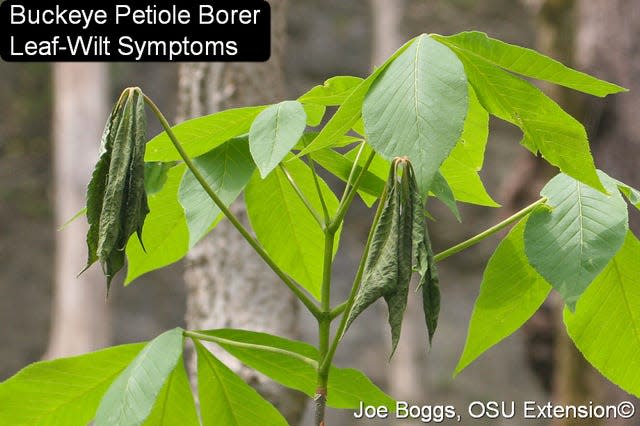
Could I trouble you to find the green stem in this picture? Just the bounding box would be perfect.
[339,142,366,205]
[143,95,322,319]
[329,301,347,320]
[329,149,376,233]
[315,223,336,425]
[184,330,318,368]
[434,197,547,263]
[320,181,390,373]
[279,163,325,227]
[308,157,331,224]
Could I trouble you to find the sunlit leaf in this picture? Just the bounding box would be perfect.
[434,32,626,97]
[195,329,395,410]
[143,357,199,426]
[439,86,498,207]
[564,232,640,397]
[145,106,265,162]
[125,165,188,284]
[245,156,340,299]
[0,344,144,426]
[298,76,364,106]
[455,220,551,375]
[194,341,287,426]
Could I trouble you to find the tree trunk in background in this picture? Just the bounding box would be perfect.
[179,1,305,423]
[45,64,111,359]
[575,2,640,423]
[369,0,405,66]
[577,0,640,231]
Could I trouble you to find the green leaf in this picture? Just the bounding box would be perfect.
[0,343,144,426]
[145,106,266,162]
[439,86,498,207]
[58,206,87,230]
[95,328,184,426]
[245,156,340,299]
[125,165,188,284]
[195,329,395,410]
[599,171,640,210]
[310,147,385,207]
[298,76,364,106]
[194,341,287,426]
[564,231,640,397]
[298,37,417,156]
[524,173,628,309]
[363,34,468,195]
[143,357,199,426]
[345,161,414,355]
[446,45,605,192]
[433,31,627,97]
[303,103,325,127]
[455,220,551,375]
[179,137,255,247]
[430,172,461,221]
[249,101,307,178]
[144,161,174,195]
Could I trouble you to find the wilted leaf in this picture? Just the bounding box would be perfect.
[85,87,149,290]
[410,170,440,344]
[345,159,414,355]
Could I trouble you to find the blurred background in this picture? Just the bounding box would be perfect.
[1,0,639,425]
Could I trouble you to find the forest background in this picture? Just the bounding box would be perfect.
[1,1,638,425]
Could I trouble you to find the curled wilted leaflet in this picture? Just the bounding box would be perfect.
[345,158,439,356]
[83,87,149,291]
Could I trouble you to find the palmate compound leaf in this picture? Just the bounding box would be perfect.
[249,100,307,178]
[194,329,395,409]
[524,173,628,310]
[245,156,340,300]
[455,219,551,375]
[85,87,149,290]
[194,340,288,426]
[94,328,184,426]
[179,136,255,248]
[435,37,606,192]
[564,231,640,397]
[363,34,468,196]
[0,343,144,426]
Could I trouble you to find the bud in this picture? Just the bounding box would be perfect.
[83,87,149,291]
